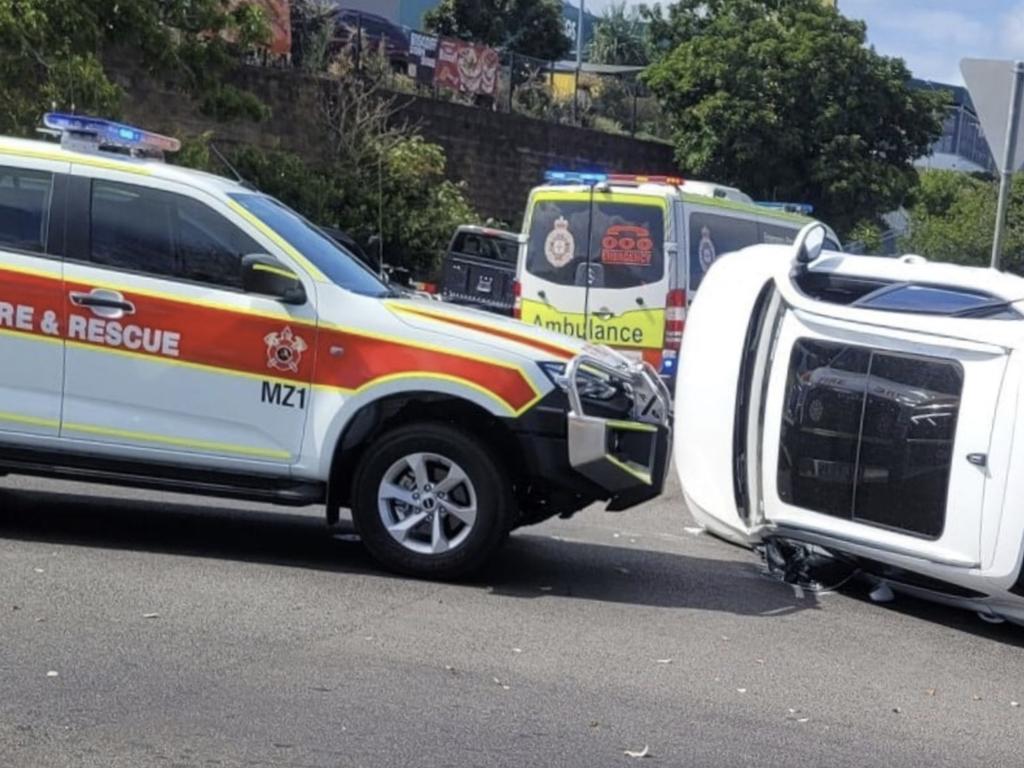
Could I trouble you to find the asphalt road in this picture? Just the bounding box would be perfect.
[1,471,1022,768]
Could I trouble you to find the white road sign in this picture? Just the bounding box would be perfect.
[961,58,1024,172]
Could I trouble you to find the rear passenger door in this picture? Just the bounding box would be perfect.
[60,170,316,473]
[0,158,67,440]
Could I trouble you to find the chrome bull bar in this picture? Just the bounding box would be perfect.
[565,351,673,507]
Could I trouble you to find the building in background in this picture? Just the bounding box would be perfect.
[337,0,401,22]
[912,79,995,174]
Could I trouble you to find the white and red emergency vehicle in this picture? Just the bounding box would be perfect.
[0,114,671,578]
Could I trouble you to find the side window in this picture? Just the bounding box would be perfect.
[0,165,54,254]
[176,195,261,288]
[778,339,962,539]
[91,180,176,277]
[759,222,799,246]
[688,211,759,292]
[90,180,260,289]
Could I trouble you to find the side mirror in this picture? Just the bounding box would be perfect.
[793,222,827,267]
[242,254,306,305]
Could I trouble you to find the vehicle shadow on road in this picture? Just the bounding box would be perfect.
[0,485,812,620]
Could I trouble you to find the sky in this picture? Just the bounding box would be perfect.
[582,0,1024,85]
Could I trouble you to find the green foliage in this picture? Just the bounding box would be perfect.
[900,170,1024,273]
[589,3,649,66]
[641,0,947,235]
[0,0,269,135]
[180,135,478,277]
[846,220,885,254]
[425,0,571,61]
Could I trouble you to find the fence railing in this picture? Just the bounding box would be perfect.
[279,8,670,142]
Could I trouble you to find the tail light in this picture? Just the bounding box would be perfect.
[661,288,686,378]
[664,289,686,349]
[512,279,522,319]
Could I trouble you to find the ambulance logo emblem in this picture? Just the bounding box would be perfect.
[544,216,576,268]
[698,225,717,272]
[264,326,308,373]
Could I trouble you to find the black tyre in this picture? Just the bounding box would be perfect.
[350,422,513,579]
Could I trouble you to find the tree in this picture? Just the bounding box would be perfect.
[425,0,571,61]
[589,2,648,67]
[180,46,480,276]
[641,0,947,235]
[0,0,269,135]
[900,170,1024,274]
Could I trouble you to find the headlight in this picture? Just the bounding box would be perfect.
[539,361,621,401]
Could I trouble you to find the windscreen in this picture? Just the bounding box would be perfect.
[526,198,665,289]
[230,194,390,297]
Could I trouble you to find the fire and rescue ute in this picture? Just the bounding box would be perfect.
[0,115,671,578]
[676,223,1024,625]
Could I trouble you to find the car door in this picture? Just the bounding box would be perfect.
[759,308,1007,568]
[60,169,316,473]
[0,158,68,441]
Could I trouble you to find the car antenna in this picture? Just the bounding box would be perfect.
[209,142,256,190]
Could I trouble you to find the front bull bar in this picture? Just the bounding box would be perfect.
[565,351,673,511]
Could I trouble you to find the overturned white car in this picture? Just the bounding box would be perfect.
[675,224,1024,625]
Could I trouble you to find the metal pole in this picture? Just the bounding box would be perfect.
[992,60,1024,270]
[508,53,515,113]
[574,0,584,126]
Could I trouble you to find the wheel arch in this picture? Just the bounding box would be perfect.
[324,391,526,525]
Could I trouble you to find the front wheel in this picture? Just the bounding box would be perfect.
[350,422,513,579]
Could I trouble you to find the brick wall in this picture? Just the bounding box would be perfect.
[114,65,678,227]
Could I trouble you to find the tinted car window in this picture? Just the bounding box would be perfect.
[176,196,261,288]
[759,222,800,247]
[90,181,260,288]
[526,199,665,288]
[230,193,389,297]
[858,285,998,315]
[91,181,177,278]
[689,212,759,292]
[778,339,962,539]
[0,165,53,254]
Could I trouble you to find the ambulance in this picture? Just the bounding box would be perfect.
[515,171,841,382]
[0,115,672,578]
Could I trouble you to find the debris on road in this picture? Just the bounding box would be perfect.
[33,568,44,574]
[654,659,673,664]
[623,745,651,759]
[142,613,160,619]
[45,671,58,678]
[493,677,510,691]
[615,566,631,575]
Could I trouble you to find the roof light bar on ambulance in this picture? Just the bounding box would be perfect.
[42,113,181,156]
[607,174,685,187]
[543,170,609,185]
[756,201,815,215]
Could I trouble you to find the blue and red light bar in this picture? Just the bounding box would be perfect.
[43,113,181,154]
[607,173,685,186]
[544,170,609,185]
[757,201,815,215]
[544,170,685,187]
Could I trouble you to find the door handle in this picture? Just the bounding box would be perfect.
[69,290,136,316]
[966,453,988,468]
[593,308,614,320]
